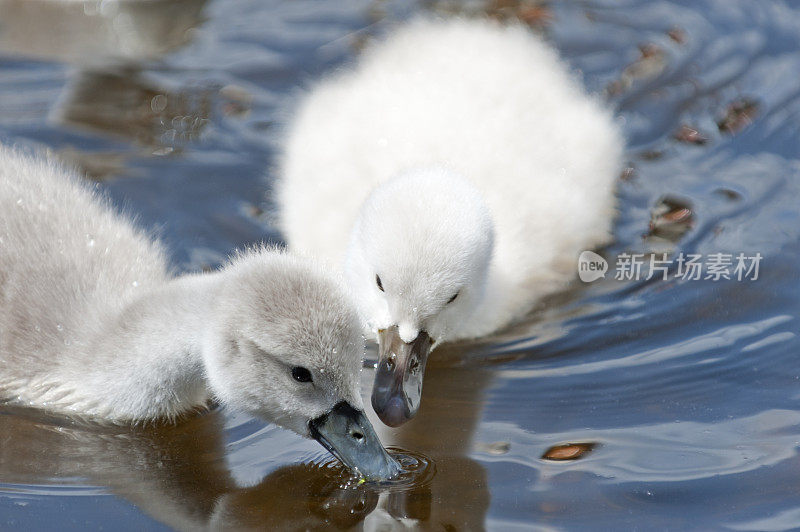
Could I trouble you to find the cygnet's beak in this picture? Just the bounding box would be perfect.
[371,326,433,427]
[309,401,400,481]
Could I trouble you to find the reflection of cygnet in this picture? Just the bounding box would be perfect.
[0,0,207,65]
[0,145,397,480]
[0,409,380,530]
[278,18,624,426]
[0,0,213,159]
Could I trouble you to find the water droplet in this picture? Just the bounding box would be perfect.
[16,198,23,206]
[86,234,95,247]
[132,281,139,287]
[56,324,63,331]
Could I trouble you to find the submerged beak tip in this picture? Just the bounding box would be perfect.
[309,402,398,481]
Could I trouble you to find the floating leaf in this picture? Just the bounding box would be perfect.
[645,195,694,248]
[541,442,596,461]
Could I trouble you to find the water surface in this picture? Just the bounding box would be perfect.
[1,0,800,529]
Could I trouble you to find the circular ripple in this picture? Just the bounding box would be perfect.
[318,447,437,492]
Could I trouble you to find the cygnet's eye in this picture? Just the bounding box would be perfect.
[447,291,460,304]
[376,274,384,292]
[291,366,313,383]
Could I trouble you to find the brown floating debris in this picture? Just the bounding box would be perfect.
[429,0,553,28]
[639,150,663,161]
[714,188,742,201]
[517,5,553,27]
[485,0,553,29]
[606,42,667,95]
[620,165,636,182]
[667,26,687,45]
[672,125,708,145]
[661,206,692,224]
[717,98,760,135]
[626,43,667,79]
[647,195,694,243]
[638,43,661,59]
[541,442,596,461]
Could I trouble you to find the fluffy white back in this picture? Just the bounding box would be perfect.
[278,18,623,339]
[0,143,168,383]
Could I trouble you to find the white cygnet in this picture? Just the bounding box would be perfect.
[277,18,624,426]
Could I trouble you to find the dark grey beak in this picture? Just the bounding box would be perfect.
[371,326,432,427]
[309,401,400,481]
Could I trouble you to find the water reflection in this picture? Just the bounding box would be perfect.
[0,0,207,65]
[54,67,211,157]
[365,357,493,529]
[2,0,800,528]
[0,407,378,530]
[0,0,212,176]
[0,367,493,531]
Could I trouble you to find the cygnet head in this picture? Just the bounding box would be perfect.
[344,168,494,426]
[203,250,398,480]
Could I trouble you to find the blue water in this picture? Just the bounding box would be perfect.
[1,0,800,529]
